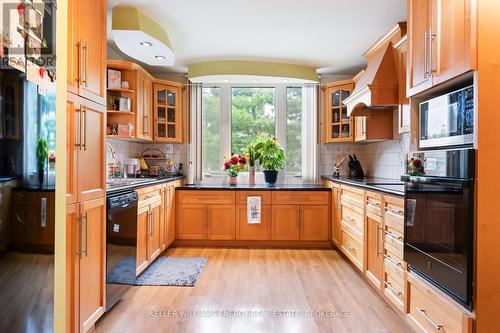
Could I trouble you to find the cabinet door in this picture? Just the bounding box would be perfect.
[165,184,176,246]
[324,84,354,143]
[366,214,384,290]
[235,205,271,240]
[207,205,235,240]
[67,93,79,204]
[11,204,38,246]
[67,203,79,333]
[159,187,167,251]
[332,185,342,247]
[271,205,300,240]
[300,205,329,241]
[354,116,366,142]
[136,207,149,275]
[154,84,182,143]
[432,0,474,86]
[73,0,106,105]
[176,204,206,239]
[408,0,433,96]
[77,97,106,202]
[79,197,106,333]
[136,72,153,141]
[148,204,162,261]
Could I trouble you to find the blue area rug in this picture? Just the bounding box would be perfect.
[107,256,207,287]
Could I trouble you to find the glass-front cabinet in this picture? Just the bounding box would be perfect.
[324,81,354,143]
[153,83,183,142]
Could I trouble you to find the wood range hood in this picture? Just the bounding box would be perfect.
[344,23,406,117]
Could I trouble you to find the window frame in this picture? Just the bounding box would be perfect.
[201,83,303,179]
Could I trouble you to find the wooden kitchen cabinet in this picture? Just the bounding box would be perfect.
[148,204,162,262]
[67,0,107,105]
[165,184,176,246]
[176,204,206,240]
[207,205,236,240]
[136,207,149,275]
[323,81,354,143]
[67,93,106,203]
[331,183,342,247]
[300,206,329,241]
[353,109,394,143]
[407,0,476,97]
[136,70,153,141]
[154,82,183,143]
[271,205,300,240]
[70,198,106,333]
[365,212,384,290]
[394,35,410,134]
[236,205,271,240]
[10,190,55,252]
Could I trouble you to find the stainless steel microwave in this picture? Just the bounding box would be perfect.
[419,86,474,149]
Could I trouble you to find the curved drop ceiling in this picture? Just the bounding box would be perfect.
[107,0,406,76]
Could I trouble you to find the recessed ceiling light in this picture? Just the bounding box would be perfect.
[155,55,166,60]
[140,41,153,47]
[283,79,288,83]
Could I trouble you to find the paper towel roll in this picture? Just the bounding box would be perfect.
[187,161,194,184]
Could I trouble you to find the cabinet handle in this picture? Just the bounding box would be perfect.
[386,207,404,216]
[384,254,403,269]
[385,230,404,243]
[345,242,356,253]
[82,106,87,151]
[77,214,83,256]
[385,281,402,296]
[336,188,340,209]
[83,212,88,257]
[149,210,153,238]
[152,210,154,238]
[416,307,442,330]
[75,108,82,149]
[77,41,83,85]
[376,225,383,256]
[429,28,437,74]
[82,41,88,87]
[40,197,47,228]
[144,114,149,135]
[367,200,381,208]
[424,31,428,78]
[297,207,300,230]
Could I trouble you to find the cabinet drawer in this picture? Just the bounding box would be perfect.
[384,201,405,234]
[13,190,41,206]
[384,226,404,250]
[384,257,405,284]
[340,228,364,271]
[178,190,235,205]
[366,191,383,216]
[235,191,271,205]
[341,205,364,236]
[407,273,473,333]
[137,186,161,202]
[385,240,404,262]
[340,185,365,208]
[384,270,405,312]
[272,191,329,205]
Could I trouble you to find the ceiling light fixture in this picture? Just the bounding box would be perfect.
[155,55,166,60]
[140,41,153,47]
[223,79,229,83]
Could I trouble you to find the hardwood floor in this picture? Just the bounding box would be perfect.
[95,248,412,333]
[0,252,54,333]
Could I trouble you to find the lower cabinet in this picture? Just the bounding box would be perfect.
[271,205,300,240]
[136,206,149,275]
[165,183,176,246]
[67,197,106,333]
[136,195,161,275]
[207,205,236,240]
[176,204,206,239]
[148,203,162,262]
[407,273,473,333]
[300,205,329,240]
[365,212,384,289]
[235,205,271,240]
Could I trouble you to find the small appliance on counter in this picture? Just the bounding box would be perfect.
[347,154,364,179]
[401,148,475,309]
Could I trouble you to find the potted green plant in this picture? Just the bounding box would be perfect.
[36,137,48,185]
[254,136,285,187]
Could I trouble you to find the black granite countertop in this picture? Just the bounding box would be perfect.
[321,175,405,196]
[177,183,330,191]
[14,183,55,192]
[106,176,185,195]
[0,176,19,183]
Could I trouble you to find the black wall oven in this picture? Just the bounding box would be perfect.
[402,148,475,309]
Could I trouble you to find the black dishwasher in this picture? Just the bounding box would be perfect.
[106,190,138,311]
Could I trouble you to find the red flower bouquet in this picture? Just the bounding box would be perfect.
[223,154,247,178]
[408,157,425,176]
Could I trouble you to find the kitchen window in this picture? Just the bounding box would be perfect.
[200,84,316,181]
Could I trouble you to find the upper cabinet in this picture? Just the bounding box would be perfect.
[136,72,153,141]
[407,0,476,97]
[394,35,410,134]
[323,81,354,143]
[153,82,183,143]
[68,0,107,106]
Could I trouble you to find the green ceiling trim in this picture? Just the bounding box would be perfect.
[112,6,172,48]
[188,60,319,82]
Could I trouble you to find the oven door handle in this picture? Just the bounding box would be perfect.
[401,175,474,187]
